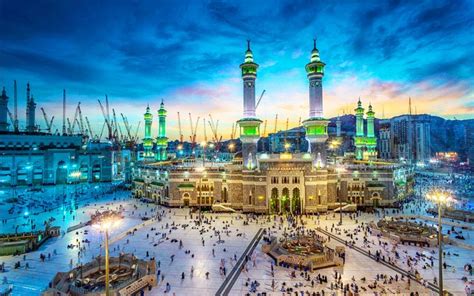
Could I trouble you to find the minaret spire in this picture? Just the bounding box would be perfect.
[313,38,316,50]
[238,40,262,170]
[156,100,168,161]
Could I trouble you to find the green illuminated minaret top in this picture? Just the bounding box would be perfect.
[143,104,153,157]
[240,40,258,77]
[355,98,365,137]
[366,103,375,138]
[156,99,168,161]
[158,100,167,138]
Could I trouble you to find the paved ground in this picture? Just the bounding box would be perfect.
[0,183,473,295]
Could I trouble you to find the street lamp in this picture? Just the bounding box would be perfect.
[93,212,122,296]
[426,189,453,296]
[335,166,346,225]
[195,167,206,222]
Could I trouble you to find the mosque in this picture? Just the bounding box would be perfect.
[132,41,414,213]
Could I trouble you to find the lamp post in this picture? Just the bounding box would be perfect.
[426,189,452,296]
[196,167,206,223]
[336,166,346,225]
[93,212,121,296]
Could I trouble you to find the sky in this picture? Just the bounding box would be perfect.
[1,0,473,140]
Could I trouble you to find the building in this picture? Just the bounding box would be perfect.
[378,121,392,160]
[0,83,113,186]
[132,41,413,212]
[390,114,431,163]
[466,123,474,166]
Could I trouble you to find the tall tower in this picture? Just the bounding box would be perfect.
[0,87,9,132]
[302,39,329,168]
[25,83,36,133]
[143,105,154,159]
[237,40,262,170]
[365,103,377,159]
[156,100,168,161]
[354,98,365,160]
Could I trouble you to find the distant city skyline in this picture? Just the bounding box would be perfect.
[0,0,473,140]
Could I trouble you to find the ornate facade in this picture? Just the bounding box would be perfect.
[132,41,414,213]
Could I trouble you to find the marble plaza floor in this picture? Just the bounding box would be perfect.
[0,186,473,295]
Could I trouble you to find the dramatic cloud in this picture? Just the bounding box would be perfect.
[0,0,472,140]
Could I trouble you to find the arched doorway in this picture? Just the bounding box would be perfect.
[56,161,67,184]
[292,188,301,214]
[222,187,228,203]
[282,188,290,214]
[183,192,190,207]
[372,192,380,207]
[270,188,279,214]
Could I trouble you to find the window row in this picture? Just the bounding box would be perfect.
[270,176,301,184]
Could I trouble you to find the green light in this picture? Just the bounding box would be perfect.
[242,126,258,136]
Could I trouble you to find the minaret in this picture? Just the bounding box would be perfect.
[302,39,329,168]
[365,103,377,159]
[237,41,262,170]
[156,100,168,161]
[354,98,365,160]
[0,87,9,132]
[25,83,36,133]
[143,105,154,159]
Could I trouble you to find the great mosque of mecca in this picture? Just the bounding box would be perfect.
[132,41,414,214]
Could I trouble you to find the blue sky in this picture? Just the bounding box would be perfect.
[0,0,473,139]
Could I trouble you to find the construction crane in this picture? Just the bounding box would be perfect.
[189,113,200,153]
[133,121,141,141]
[284,117,290,152]
[77,104,85,135]
[273,114,278,134]
[62,89,66,135]
[99,121,106,140]
[208,115,222,151]
[70,102,80,134]
[6,107,14,130]
[98,99,112,140]
[177,112,184,143]
[121,113,132,141]
[67,118,72,135]
[230,123,237,140]
[40,107,54,133]
[85,116,94,139]
[255,89,266,110]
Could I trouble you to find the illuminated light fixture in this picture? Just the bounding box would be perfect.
[258,195,264,200]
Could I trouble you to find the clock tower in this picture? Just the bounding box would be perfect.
[302,39,329,168]
[237,41,262,170]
